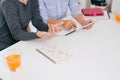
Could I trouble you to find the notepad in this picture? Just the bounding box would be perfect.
[82,8,104,16]
[36,45,72,64]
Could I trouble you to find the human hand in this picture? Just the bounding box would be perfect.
[36,31,54,40]
[48,23,62,34]
[80,20,94,29]
[62,20,76,30]
[36,23,63,40]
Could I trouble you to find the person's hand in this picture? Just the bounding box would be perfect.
[36,31,54,40]
[36,23,63,40]
[48,23,62,34]
[62,20,76,30]
[80,20,94,29]
[47,18,76,30]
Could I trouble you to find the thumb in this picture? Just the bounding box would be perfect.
[87,20,93,23]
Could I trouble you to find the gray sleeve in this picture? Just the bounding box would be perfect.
[31,0,48,31]
[1,0,38,41]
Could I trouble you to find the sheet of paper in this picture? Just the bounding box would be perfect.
[36,44,72,64]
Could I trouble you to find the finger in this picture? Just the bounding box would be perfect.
[83,20,94,29]
[42,32,54,39]
[85,23,94,29]
[66,22,72,30]
[67,20,75,29]
[56,21,63,26]
[65,23,71,30]
[51,24,56,33]
[42,32,51,36]
[39,32,49,38]
[46,36,53,40]
[51,22,63,33]
[70,21,76,29]
[56,27,62,32]
[44,33,54,40]
[87,20,93,24]
[52,24,62,32]
[48,24,52,33]
[67,21,74,29]
[42,35,53,40]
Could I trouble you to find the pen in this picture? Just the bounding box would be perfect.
[36,48,56,64]
[65,30,76,36]
[83,21,95,28]
[107,11,110,19]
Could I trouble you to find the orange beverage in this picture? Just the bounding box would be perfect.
[6,54,21,71]
[115,14,120,22]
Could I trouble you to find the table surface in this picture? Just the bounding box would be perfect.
[0,19,120,80]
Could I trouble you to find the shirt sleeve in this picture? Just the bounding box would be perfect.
[1,0,38,41]
[38,0,49,24]
[68,0,82,18]
[31,0,48,30]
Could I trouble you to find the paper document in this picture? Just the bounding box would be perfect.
[36,45,72,64]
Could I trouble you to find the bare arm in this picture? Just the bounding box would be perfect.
[75,13,93,29]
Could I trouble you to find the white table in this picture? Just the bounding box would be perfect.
[0,19,120,80]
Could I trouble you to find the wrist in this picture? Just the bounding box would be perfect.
[47,18,56,24]
[77,20,85,26]
[36,31,42,38]
[76,14,86,25]
[47,18,63,24]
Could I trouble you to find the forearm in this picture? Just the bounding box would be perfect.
[75,14,85,25]
[75,13,93,29]
[11,29,39,41]
[47,18,63,24]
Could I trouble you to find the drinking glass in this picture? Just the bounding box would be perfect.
[113,10,120,22]
[4,49,22,72]
[115,14,120,22]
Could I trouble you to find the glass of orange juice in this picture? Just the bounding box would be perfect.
[115,14,120,22]
[4,49,22,72]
